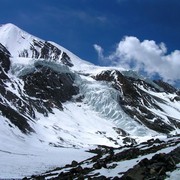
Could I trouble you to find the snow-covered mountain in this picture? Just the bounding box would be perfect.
[0,23,179,179]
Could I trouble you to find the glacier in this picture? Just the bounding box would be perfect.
[0,23,179,179]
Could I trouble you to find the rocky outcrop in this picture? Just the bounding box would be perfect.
[122,147,180,180]
[93,70,179,134]
[21,63,79,114]
[0,43,11,79]
[25,136,180,179]
[0,44,34,133]
[0,24,180,180]
[0,46,78,133]
[154,80,177,94]
[19,39,74,67]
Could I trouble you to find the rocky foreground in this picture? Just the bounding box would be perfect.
[24,135,180,180]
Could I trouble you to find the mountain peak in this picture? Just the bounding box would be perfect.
[0,23,36,57]
[0,23,76,67]
[0,23,25,37]
[0,23,93,70]
[1,23,19,29]
[0,23,180,179]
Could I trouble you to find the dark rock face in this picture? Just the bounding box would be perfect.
[21,64,79,114]
[0,44,34,133]
[61,52,73,67]
[93,70,179,134]
[154,80,177,94]
[0,43,11,79]
[19,39,73,67]
[0,45,78,133]
[0,102,34,134]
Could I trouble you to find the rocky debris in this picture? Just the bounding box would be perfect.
[26,136,180,179]
[1,23,180,179]
[93,70,179,134]
[71,160,78,167]
[121,147,180,180]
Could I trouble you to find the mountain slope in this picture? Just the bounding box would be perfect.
[94,70,180,134]
[0,23,179,179]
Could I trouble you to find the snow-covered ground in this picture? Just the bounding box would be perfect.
[0,101,119,178]
[0,86,165,179]
[37,136,180,180]
[0,23,179,179]
[138,84,180,135]
[92,144,179,178]
[0,99,169,178]
[166,164,180,180]
[0,145,91,179]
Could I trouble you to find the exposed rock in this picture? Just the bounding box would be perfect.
[121,147,180,180]
[0,44,34,133]
[1,24,180,180]
[26,136,180,179]
[19,39,74,67]
[71,160,78,167]
[61,52,73,67]
[0,43,11,80]
[94,70,179,134]
[0,45,78,133]
[154,80,177,94]
[22,65,78,111]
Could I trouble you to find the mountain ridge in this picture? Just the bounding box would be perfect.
[0,23,179,179]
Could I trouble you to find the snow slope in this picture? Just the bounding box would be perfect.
[0,23,179,178]
[0,23,124,73]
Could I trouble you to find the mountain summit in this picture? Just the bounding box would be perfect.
[0,23,179,179]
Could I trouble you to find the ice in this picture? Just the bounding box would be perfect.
[75,75,157,137]
[0,23,179,179]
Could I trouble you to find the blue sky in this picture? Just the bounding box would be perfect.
[1,0,180,85]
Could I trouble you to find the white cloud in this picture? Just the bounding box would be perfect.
[93,44,104,59]
[94,36,180,83]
